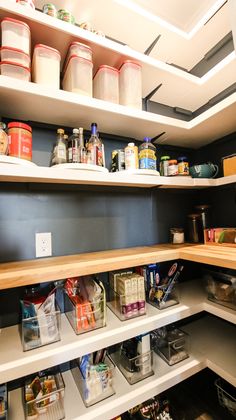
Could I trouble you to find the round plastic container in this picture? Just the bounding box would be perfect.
[8,122,32,161]
[93,65,119,104]
[62,55,93,97]
[0,47,30,67]
[0,61,30,82]
[1,17,31,55]
[32,44,61,88]
[119,60,142,109]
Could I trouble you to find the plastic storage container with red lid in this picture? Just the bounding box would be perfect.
[0,61,31,82]
[62,55,93,97]
[32,44,61,88]
[119,60,142,109]
[1,17,31,55]
[64,41,92,71]
[0,46,30,67]
[93,65,119,104]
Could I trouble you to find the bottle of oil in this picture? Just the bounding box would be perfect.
[51,128,67,165]
[86,123,104,166]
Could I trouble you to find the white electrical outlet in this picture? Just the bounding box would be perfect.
[35,232,52,258]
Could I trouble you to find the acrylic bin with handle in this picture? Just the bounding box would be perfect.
[152,327,189,366]
[110,348,153,385]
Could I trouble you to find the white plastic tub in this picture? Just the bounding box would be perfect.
[119,60,142,109]
[0,47,30,67]
[0,61,30,81]
[1,17,31,56]
[62,55,93,97]
[32,44,61,89]
[93,65,119,103]
[64,41,92,71]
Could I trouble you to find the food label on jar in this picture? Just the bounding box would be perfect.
[125,148,138,170]
[178,161,189,175]
[168,164,178,176]
[139,157,156,170]
[8,132,32,161]
[173,232,184,244]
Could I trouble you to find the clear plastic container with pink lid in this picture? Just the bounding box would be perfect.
[93,65,119,104]
[64,42,92,71]
[62,55,93,97]
[0,61,31,82]
[0,47,30,67]
[119,60,142,109]
[32,44,61,89]
[1,17,31,56]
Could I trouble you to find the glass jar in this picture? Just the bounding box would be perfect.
[170,228,185,244]
[178,156,189,176]
[8,122,32,161]
[187,213,203,243]
[167,159,178,176]
[0,122,8,155]
[160,155,170,176]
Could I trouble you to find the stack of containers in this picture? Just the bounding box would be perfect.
[32,44,61,89]
[0,17,31,81]
[62,41,93,96]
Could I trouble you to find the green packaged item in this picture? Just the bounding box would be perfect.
[42,3,57,17]
[57,9,75,24]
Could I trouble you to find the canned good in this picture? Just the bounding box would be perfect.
[8,122,32,161]
[160,155,170,176]
[170,228,184,244]
[111,149,125,172]
[124,142,138,170]
[178,156,189,176]
[43,3,57,17]
[57,9,75,24]
[167,159,178,176]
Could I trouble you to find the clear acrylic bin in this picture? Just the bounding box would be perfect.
[62,55,93,97]
[24,372,65,420]
[215,378,236,417]
[107,286,146,321]
[205,271,236,311]
[0,384,8,420]
[71,355,115,407]
[93,65,119,104]
[119,60,142,109]
[64,290,106,334]
[0,61,30,82]
[22,309,61,351]
[147,284,179,310]
[111,349,153,385]
[152,327,189,366]
[0,47,30,67]
[1,17,31,55]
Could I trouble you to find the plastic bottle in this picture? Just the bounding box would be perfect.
[68,128,80,163]
[51,128,67,165]
[86,123,104,166]
[125,142,138,170]
[138,137,156,170]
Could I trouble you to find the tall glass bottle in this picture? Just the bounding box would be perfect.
[68,128,80,163]
[51,128,67,165]
[86,123,104,166]
[78,127,86,163]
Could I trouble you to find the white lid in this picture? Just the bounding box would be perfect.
[128,142,135,146]
[73,128,79,134]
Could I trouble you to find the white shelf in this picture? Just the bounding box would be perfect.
[1,280,235,383]
[8,316,236,420]
[0,163,235,188]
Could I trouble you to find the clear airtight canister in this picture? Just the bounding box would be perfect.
[124,142,138,170]
[139,137,156,170]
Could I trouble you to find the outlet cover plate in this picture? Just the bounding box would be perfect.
[35,232,52,258]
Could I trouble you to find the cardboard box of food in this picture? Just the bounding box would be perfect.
[222,154,236,176]
[204,227,236,247]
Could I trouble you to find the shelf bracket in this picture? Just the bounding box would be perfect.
[143,84,162,111]
[144,35,161,56]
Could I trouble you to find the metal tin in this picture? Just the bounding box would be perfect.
[111,149,125,172]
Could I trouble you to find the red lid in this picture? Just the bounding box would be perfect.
[63,54,93,74]
[0,61,30,72]
[8,122,32,132]
[93,65,119,78]
[119,60,141,70]
[1,17,30,31]
[0,46,30,59]
[34,44,61,59]
[69,42,92,52]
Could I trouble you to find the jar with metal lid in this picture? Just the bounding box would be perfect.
[160,155,170,176]
[0,122,8,155]
[170,228,185,244]
[195,204,211,230]
[7,122,32,161]
[178,156,189,176]
[187,213,202,243]
[167,159,178,176]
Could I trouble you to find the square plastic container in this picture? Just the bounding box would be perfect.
[62,55,93,97]
[111,349,153,385]
[107,285,146,321]
[1,17,31,55]
[0,384,8,420]
[119,60,142,109]
[205,270,236,311]
[152,327,189,366]
[64,290,106,334]
[93,65,119,103]
[0,47,30,67]
[32,44,61,89]
[215,378,236,417]
[24,372,65,420]
[147,284,179,310]
[0,61,30,82]
[22,309,61,351]
[64,42,92,71]
[71,355,115,407]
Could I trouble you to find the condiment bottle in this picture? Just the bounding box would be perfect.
[138,137,157,170]
[167,159,178,176]
[86,123,104,166]
[78,127,86,163]
[160,155,170,176]
[0,122,8,155]
[125,142,138,170]
[68,128,80,163]
[51,128,67,165]
[178,156,189,176]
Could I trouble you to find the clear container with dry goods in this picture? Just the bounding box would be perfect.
[24,371,65,420]
[0,61,30,82]
[152,327,190,366]
[93,65,119,104]
[119,60,142,109]
[204,269,236,311]
[0,384,8,420]
[62,55,93,97]
[0,47,30,67]
[64,41,92,71]
[1,17,31,55]
[32,44,61,89]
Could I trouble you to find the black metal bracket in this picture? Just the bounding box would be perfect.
[143,83,162,111]
[144,35,161,56]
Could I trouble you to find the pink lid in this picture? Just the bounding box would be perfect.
[69,42,92,52]
[1,17,30,32]
[119,60,141,70]
[0,60,30,72]
[93,65,119,78]
[63,54,93,74]
[34,44,61,59]
[0,46,30,59]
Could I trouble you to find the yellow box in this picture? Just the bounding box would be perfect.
[222,154,236,176]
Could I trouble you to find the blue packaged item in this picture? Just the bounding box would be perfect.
[139,137,157,170]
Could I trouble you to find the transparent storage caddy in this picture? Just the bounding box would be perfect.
[110,349,154,385]
[71,355,115,407]
[153,328,189,366]
[107,286,146,321]
[0,384,8,420]
[147,284,179,310]
[205,271,236,311]
[24,372,65,420]
[22,309,61,351]
[64,290,106,334]
[215,378,236,417]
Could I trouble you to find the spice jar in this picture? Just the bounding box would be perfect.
[170,228,185,244]
[167,159,178,176]
[8,122,32,161]
[160,155,170,176]
[178,156,189,176]
[0,122,8,155]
